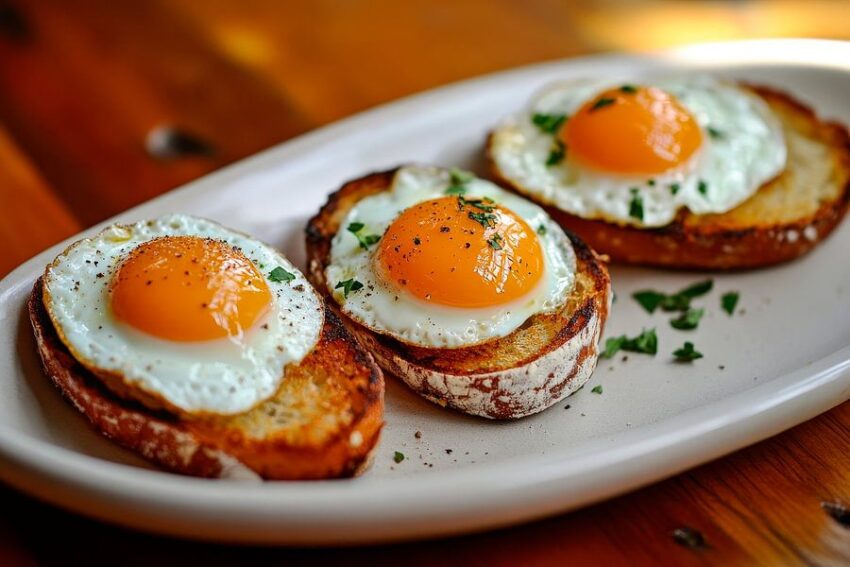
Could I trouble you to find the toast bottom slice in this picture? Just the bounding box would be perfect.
[29,278,384,480]
[306,168,611,419]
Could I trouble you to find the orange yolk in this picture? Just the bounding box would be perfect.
[562,86,702,175]
[375,196,543,308]
[110,236,272,342]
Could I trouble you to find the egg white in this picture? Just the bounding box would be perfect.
[325,166,576,349]
[43,214,323,416]
[490,75,787,227]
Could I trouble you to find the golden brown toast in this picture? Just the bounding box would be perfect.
[487,86,850,270]
[305,169,611,419]
[29,278,384,480]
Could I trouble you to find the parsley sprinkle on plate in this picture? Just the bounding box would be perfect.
[673,342,703,362]
[670,308,705,330]
[721,292,740,315]
[633,280,713,314]
[393,451,405,464]
[602,328,658,358]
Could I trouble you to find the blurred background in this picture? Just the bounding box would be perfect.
[0,0,848,275]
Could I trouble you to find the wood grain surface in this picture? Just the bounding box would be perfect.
[0,0,848,564]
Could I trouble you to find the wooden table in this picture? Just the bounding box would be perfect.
[1,1,848,564]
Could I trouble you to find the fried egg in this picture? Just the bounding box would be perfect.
[325,166,576,348]
[490,75,787,227]
[43,214,323,416]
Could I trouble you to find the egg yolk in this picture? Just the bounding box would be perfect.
[110,236,272,342]
[562,86,702,175]
[374,196,543,308]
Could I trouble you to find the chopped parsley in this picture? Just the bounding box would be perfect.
[468,210,498,228]
[445,167,474,195]
[461,197,496,212]
[393,451,405,464]
[673,342,703,362]
[601,328,658,358]
[590,97,616,111]
[335,278,364,298]
[629,188,644,221]
[647,179,656,186]
[268,266,296,283]
[444,184,467,196]
[450,167,474,184]
[591,385,603,394]
[670,308,705,330]
[531,112,568,134]
[620,84,638,94]
[707,126,723,139]
[721,292,740,316]
[698,180,709,196]
[546,139,566,166]
[488,233,504,250]
[347,222,381,250]
[632,279,713,313]
[669,182,681,196]
[537,224,547,235]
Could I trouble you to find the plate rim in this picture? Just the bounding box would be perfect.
[1,38,849,545]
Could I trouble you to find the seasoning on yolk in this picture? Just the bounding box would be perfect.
[374,197,543,308]
[562,86,702,175]
[110,236,271,341]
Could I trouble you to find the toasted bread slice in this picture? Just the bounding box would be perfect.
[305,169,611,419]
[29,278,383,480]
[488,86,850,270]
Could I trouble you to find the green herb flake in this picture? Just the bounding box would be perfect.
[670,308,705,330]
[602,336,627,359]
[488,234,504,250]
[393,451,405,464]
[633,290,666,314]
[669,183,681,196]
[620,84,638,94]
[335,278,364,298]
[444,184,467,196]
[449,167,474,185]
[678,279,713,299]
[413,237,421,245]
[268,266,296,284]
[721,292,740,316]
[444,168,474,195]
[590,97,616,111]
[531,112,568,134]
[347,222,381,250]
[633,279,713,313]
[464,197,496,212]
[673,341,703,362]
[601,328,658,359]
[468,211,498,228]
[698,180,709,196]
[537,224,547,235]
[647,179,656,186]
[629,188,644,221]
[546,140,566,166]
[707,126,723,139]
[591,385,603,394]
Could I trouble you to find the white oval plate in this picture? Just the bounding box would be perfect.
[1,39,849,545]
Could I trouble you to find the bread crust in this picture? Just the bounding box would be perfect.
[487,85,850,270]
[305,169,611,419]
[29,278,384,480]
